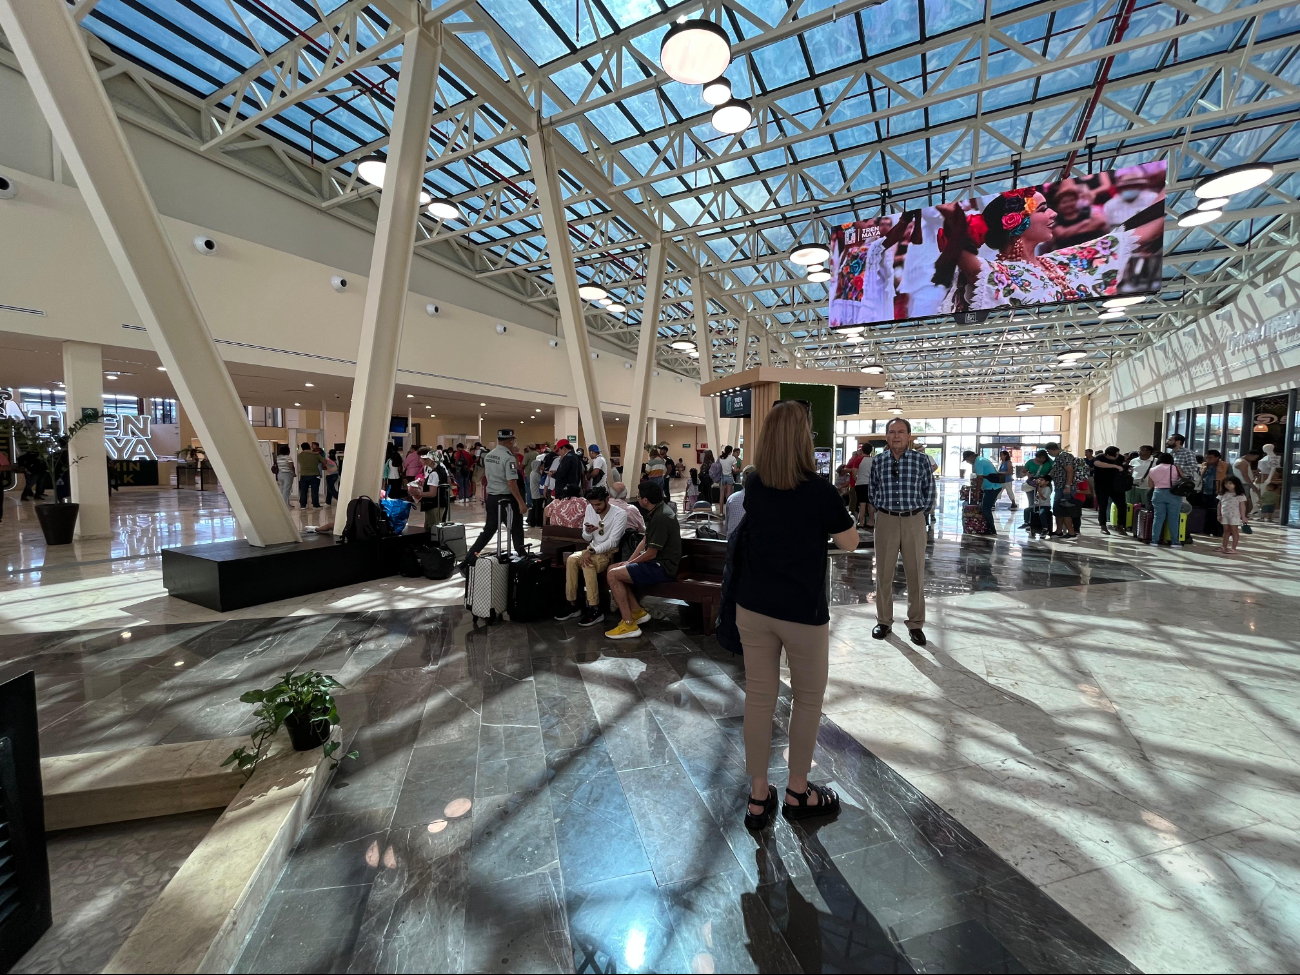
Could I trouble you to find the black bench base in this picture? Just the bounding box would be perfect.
[161,532,415,612]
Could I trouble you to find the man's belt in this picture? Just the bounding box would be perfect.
[878,508,926,517]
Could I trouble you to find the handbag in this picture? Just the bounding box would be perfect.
[618,530,644,563]
[1171,464,1197,497]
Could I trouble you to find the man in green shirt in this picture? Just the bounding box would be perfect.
[1023,448,1053,510]
[296,441,323,508]
[604,481,682,640]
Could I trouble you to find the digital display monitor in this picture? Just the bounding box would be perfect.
[719,389,752,418]
[814,448,832,477]
[828,160,1166,328]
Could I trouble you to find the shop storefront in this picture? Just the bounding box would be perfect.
[836,414,1063,477]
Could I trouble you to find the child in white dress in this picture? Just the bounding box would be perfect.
[1217,475,1248,554]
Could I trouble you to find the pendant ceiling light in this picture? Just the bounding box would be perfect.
[427,198,460,220]
[1098,310,1126,320]
[670,339,697,351]
[702,76,732,106]
[860,362,885,374]
[1195,163,1273,199]
[805,263,825,273]
[1056,350,1087,362]
[790,244,830,266]
[890,408,904,415]
[578,284,609,301]
[1103,295,1148,309]
[356,154,386,187]
[1178,208,1221,228]
[659,18,731,86]
[1016,402,1034,411]
[711,97,753,135]
[606,303,626,313]
[1197,196,1230,211]
[1032,382,1056,391]
[807,270,831,283]
[876,388,896,399]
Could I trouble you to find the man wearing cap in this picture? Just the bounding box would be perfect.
[552,439,584,499]
[588,443,609,487]
[464,429,525,567]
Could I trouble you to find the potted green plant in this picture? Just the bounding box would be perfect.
[9,409,102,545]
[222,670,359,777]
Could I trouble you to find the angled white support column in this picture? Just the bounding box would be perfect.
[0,0,298,545]
[62,341,110,538]
[334,25,442,533]
[528,126,609,457]
[623,242,666,487]
[726,316,752,448]
[691,274,721,456]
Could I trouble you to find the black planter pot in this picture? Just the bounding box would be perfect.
[284,712,332,751]
[34,503,79,546]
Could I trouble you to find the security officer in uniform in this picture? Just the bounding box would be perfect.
[464,428,526,566]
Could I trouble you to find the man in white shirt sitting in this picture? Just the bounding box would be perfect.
[554,486,627,627]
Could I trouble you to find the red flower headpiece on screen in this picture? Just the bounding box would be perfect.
[998,189,1038,239]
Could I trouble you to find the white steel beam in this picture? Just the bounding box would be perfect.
[62,341,110,539]
[336,24,443,528]
[0,0,299,546]
[692,276,721,457]
[528,125,608,456]
[624,242,667,488]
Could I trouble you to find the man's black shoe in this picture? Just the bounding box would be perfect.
[578,606,604,627]
[872,624,891,640]
[908,627,927,646]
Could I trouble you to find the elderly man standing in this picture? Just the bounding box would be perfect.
[869,418,935,646]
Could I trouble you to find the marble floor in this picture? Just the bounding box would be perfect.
[4,482,1300,972]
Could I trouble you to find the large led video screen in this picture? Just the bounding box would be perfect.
[828,160,1166,328]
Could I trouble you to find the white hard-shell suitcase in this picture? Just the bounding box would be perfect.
[465,506,512,619]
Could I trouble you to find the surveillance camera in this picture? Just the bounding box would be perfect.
[548,339,559,348]
[496,324,508,335]
[426,303,440,316]
[653,370,660,377]
[0,174,15,200]
[330,275,349,292]
[590,351,599,359]
[193,235,216,255]
[624,361,633,369]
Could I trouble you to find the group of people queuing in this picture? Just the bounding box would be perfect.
[968,432,1284,554]
[271,441,339,509]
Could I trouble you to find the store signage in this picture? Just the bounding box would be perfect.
[1,391,158,460]
[1225,308,1300,356]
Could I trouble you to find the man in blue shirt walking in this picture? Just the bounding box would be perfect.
[965,449,1002,535]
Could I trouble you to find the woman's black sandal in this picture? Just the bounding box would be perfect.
[744,786,778,831]
[782,783,841,821]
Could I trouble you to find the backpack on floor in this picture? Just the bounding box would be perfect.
[341,496,391,543]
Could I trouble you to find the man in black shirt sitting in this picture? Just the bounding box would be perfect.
[603,481,681,640]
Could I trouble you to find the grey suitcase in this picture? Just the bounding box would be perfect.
[465,509,510,619]
[435,522,467,560]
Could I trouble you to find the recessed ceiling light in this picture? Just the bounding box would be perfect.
[304,382,314,387]
[156,366,166,372]
[1197,196,1230,211]
[106,374,118,380]
[294,402,301,406]
[1195,163,1273,199]
[659,19,731,86]
[479,402,486,406]
[578,284,609,301]
[427,199,460,221]
[702,76,732,106]
[790,244,830,266]
[711,97,752,135]
[407,393,414,398]
[1103,295,1148,308]
[534,408,541,412]
[1178,208,1221,228]
[356,154,386,188]
[807,270,831,283]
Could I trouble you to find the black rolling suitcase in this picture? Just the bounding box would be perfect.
[507,553,564,622]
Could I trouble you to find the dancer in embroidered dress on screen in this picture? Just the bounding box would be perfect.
[826,160,1166,327]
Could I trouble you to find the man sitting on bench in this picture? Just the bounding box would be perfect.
[554,486,627,628]
[604,481,682,640]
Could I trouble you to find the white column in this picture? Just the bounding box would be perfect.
[623,242,666,486]
[0,0,299,545]
[334,26,442,533]
[528,126,608,456]
[691,274,721,456]
[555,407,579,446]
[647,417,659,451]
[62,341,110,538]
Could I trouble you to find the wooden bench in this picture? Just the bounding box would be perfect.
[637,538,726,634]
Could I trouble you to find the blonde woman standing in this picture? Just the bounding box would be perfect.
[736,401,861,830]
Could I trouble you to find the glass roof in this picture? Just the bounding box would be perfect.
[65,0,1300,402]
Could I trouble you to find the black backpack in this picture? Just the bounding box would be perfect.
[341,495,392,543]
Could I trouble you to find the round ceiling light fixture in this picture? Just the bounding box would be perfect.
[807,270,831,283]
[842,334,865,344]
[1103,295,1148,309]
[1016,402,1034,411]
[1031,382,1056,391]
[427,198,460,221]
[702,76,732,106]
[1197,196,1230,211]
[876,388,896,399]
[860,362,885,374]
[356,154,387,187]
[1056,350,1087,362]
[577,284,609,301]
[890,408,904,415]
[805,263,825,274]
[711,97,752,135]
[1194,163,1273,199]
[596,297,612,306]
[670,339,697,351]
[606,303,626,313]
[790,244,830,266]
[839,325,865,335]
[659,18,731,86]
[1098,310,1126,320]
[1178,208,1221,228]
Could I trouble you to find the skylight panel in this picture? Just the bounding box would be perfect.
[476,0,571,64]
[802,19,862,74]
[925,0,984,37]
[863,0,921,55]
[751,36,811,89]
[83,16,226,93]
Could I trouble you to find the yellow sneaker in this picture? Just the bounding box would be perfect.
[605,619,642,640]
[632,609,651,626]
